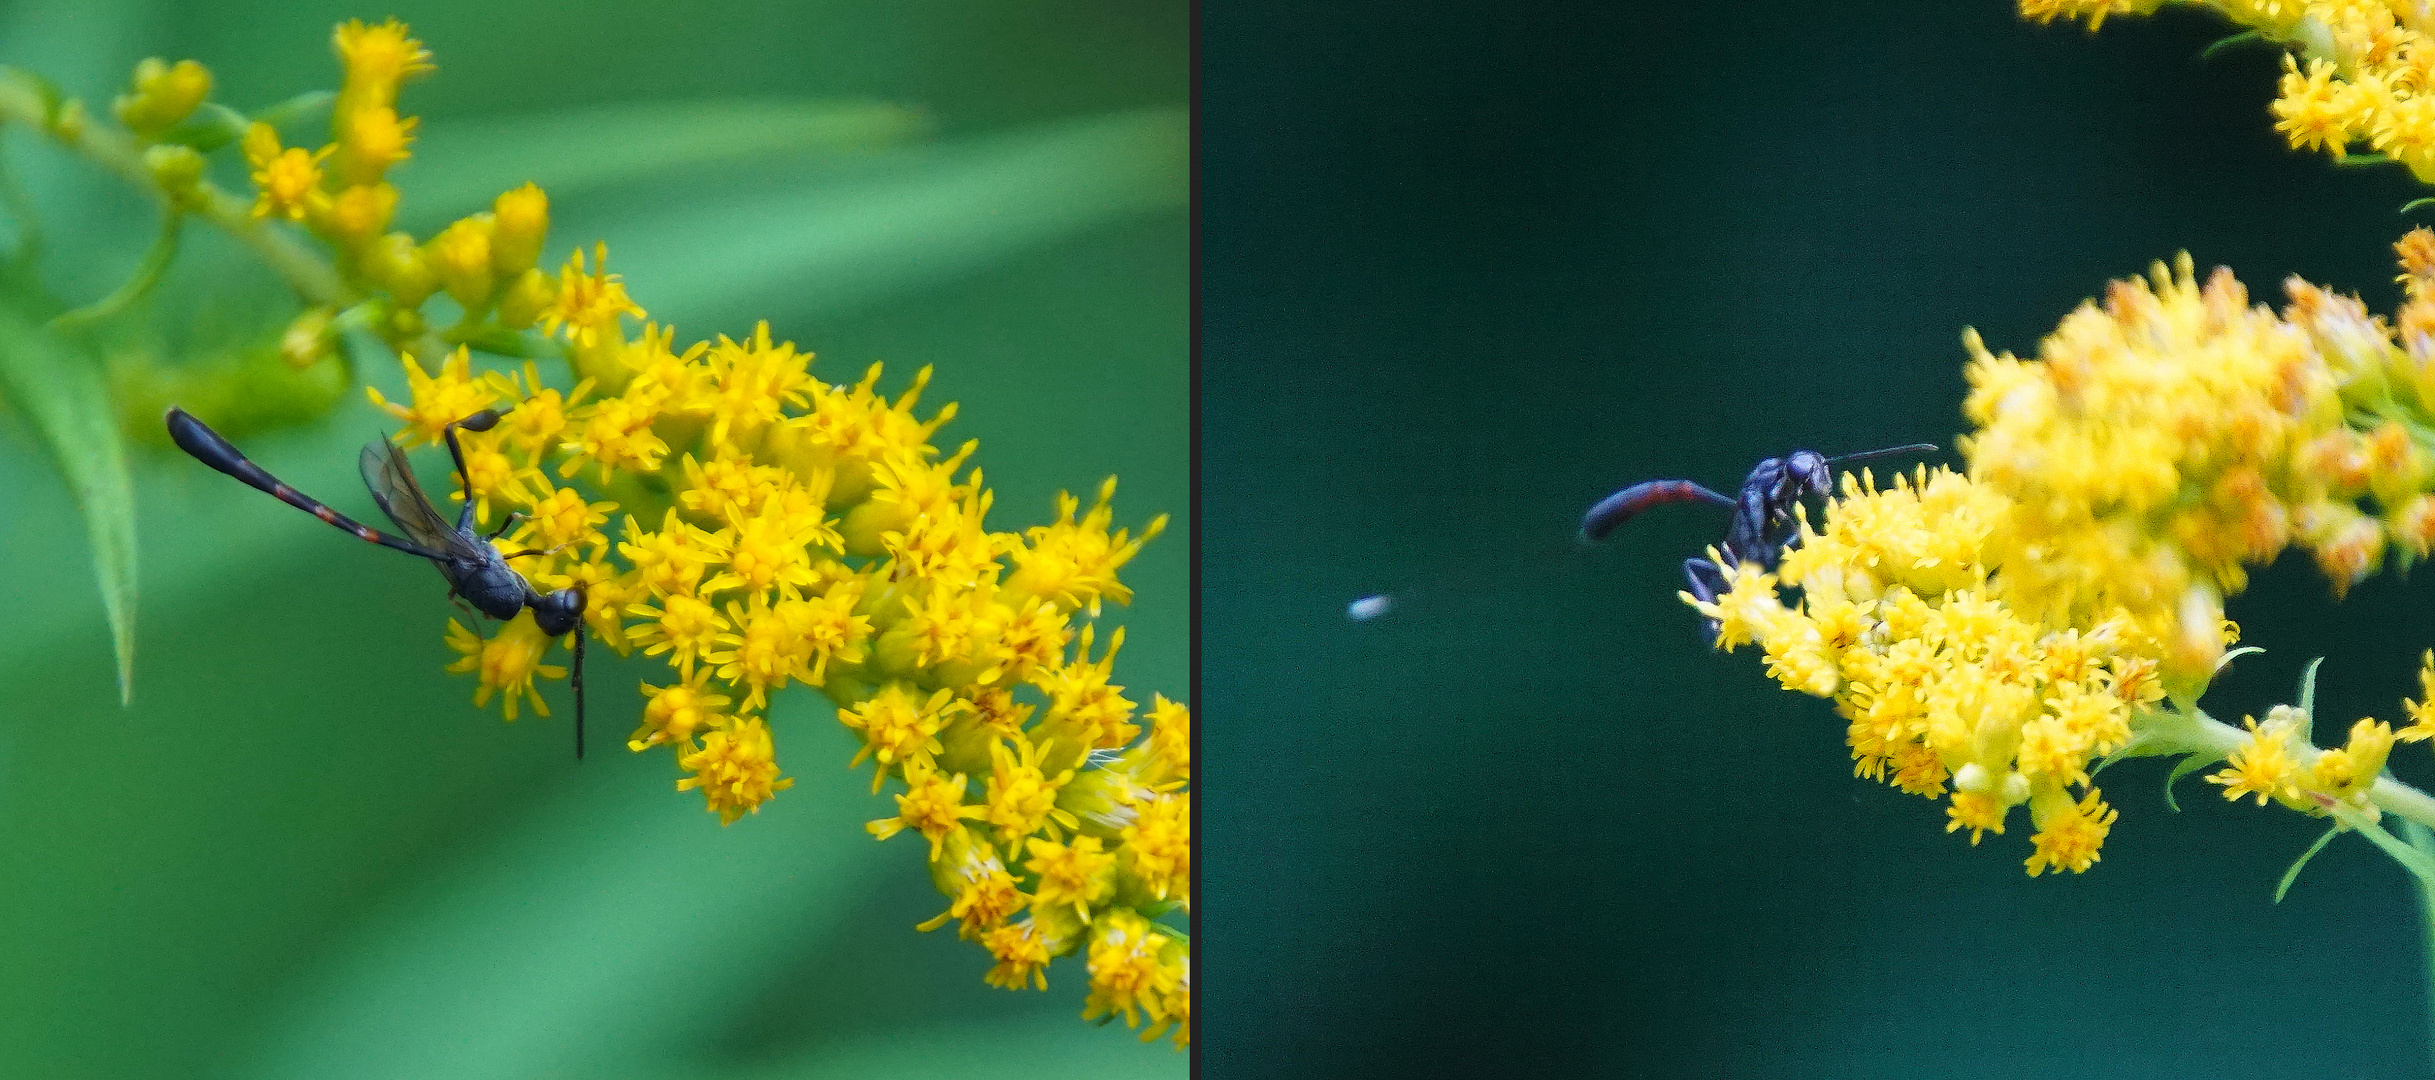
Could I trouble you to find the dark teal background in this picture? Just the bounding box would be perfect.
[1207,4,2435,1076]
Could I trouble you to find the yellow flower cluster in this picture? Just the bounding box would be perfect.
[1965,250,2435,688]
[2210,706,2397,810]
[2019,0,2435,182]
[1689,467,2162,874]
[2208,651,2435,815]
[232,21,1188,1045]
[236,20,558,362]
[1695,240,2435,874]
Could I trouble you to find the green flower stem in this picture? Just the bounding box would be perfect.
[2143,704,2435,828]
[0,69,348,306]
[0,68,466,368]
[0,145,41,269]
[50,208,180,330]
[2405,819,2435,1075]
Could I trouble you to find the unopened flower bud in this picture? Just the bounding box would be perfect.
[490,183,548,276]
[424,214,495,308]
[494,267,555,330]
[317,183,397,249]
[367,231,438,308]
[144,144,207,204]
[280,307,338,369]
[114,58,212,136]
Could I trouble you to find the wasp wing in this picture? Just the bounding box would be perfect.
[360,438,481,561]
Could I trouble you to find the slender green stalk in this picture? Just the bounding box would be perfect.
[0,67,460,364]
[50,209,180,330]
[0,70,348,305]
[0,137,41,270]
[2144,705,2435,829]
[2403,820,2435,1075]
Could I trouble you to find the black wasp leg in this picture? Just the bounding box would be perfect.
[1682,556,1729,605]
[440,407,512,534]
[1683,556,1728,640]
[485,511,526,542]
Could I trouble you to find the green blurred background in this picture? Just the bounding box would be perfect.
[1206,3,2435,1077]
[0,1,1185,1077]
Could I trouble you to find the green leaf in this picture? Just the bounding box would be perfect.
[2216,644,2264,674]
[2403,196,2435,216]
[248,90,332,137]
[589,108,1189,324]
[2163,752,2222,813]
[2329,803,2435,891]
[48,208,178,330]
[2199,30,2265,63]
[2296,656,2325,745]
[2296,656,2325,716]
[0,299,137,702]
[155,101,247,153]
[402,99,932,222]
[2274,824,2341,902]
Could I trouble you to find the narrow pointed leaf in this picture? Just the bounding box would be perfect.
[2330,802,2435,890]
[2163,752,2222,813]
[403,99,932,221]
[2199,30,2263,62]
[248,90,333,136]
[2296,656,2325,745]
[2273,824,2341,902]
[592,108,1189,323]
[156,102,247,153]
[0,301,136,701]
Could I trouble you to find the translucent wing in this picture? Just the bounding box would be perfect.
[359,438,478,560]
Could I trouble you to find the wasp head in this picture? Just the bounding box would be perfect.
[532,585,586,637]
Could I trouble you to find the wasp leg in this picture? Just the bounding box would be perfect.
[1683,556,1728,642]
[485,511,526,542]
[441,407,514,534]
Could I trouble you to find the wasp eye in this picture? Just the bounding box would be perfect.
[533,587,586,636]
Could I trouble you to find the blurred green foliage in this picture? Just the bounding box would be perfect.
[0,1,1185,1076]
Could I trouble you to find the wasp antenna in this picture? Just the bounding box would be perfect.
[1824,442,1938,467]
[572,627,587,762]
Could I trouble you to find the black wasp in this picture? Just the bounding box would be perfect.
[165,406,592,758]
[1579,443,1937,635]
